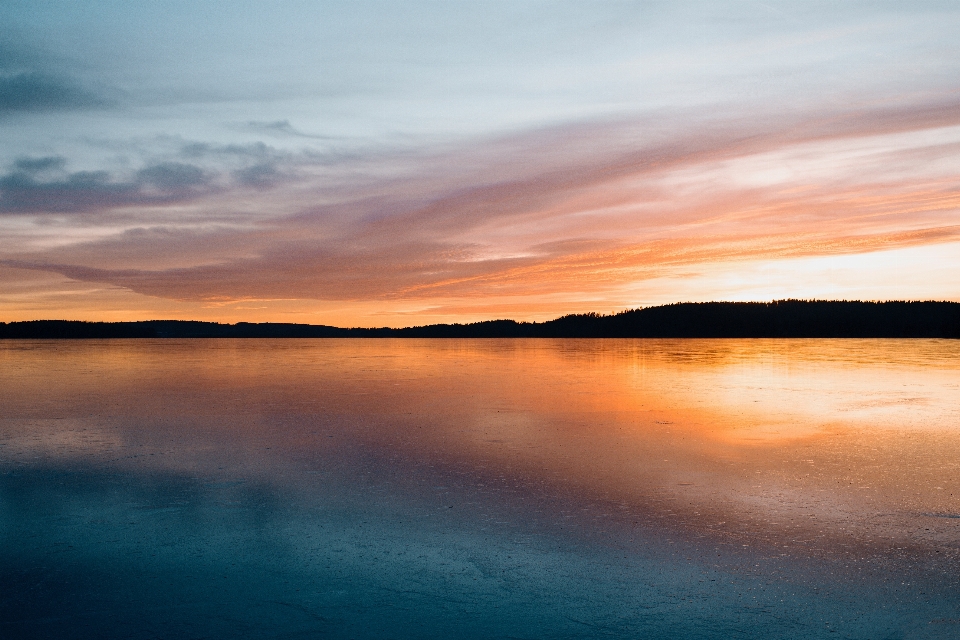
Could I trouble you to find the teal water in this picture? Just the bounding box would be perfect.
[2,339,959,638]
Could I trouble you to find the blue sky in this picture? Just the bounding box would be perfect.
[2,1,960,324]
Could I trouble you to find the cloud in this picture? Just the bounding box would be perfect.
[234,163,281,188]
[0,169,138,214]
[0,159,213,214]
[242,120,333,140]
[8,223,960,305]
[5,97,960,307]
[14,156,66,174]
[136,162,208,190]
[0,37,115,114]
[0,138,314,214]
[0,71,106,113]
[180,141,275,159]
[179,141,294,189]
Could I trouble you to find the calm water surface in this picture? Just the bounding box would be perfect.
[2,339,959,638]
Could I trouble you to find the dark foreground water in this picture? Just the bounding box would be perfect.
[1,339,959,639]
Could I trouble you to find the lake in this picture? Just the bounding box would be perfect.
[2,339,959,638]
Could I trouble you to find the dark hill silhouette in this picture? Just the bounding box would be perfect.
[1,301,958,339]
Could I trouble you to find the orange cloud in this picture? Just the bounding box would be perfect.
[3,99,960,323]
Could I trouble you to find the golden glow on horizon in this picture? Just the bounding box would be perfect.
[2,113,960,324]
[3,240,959,326]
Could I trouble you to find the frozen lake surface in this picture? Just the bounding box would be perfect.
[2,338,960,638]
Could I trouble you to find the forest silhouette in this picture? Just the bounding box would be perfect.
[2,301,959,339]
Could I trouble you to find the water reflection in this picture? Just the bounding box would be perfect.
[2,339,959,638]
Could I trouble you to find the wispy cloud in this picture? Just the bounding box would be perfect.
[0,40,113,114]
[0,158,215,214]
[242,120,331,140]
[4,97,960,313]
[3,1,960,321]
[0,71,106,113]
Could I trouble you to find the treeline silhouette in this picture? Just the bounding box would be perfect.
[1,301,958,339]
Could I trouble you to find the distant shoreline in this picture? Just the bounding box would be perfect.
[2,301,959,339]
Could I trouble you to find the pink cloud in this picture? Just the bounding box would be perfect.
[4,97,960,320]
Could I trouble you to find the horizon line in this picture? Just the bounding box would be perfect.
[3,299,959,332]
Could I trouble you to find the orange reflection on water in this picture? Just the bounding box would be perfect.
[2,338,959,554]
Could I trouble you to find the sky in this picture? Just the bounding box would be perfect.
[1,1,960,326]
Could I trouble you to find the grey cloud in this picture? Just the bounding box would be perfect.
[180,141,274,159]
[243,120,331,139]
[247,120,295,133]
[0,137,311,213]
[0,158,213,214]
[178,140,300,190]
[0,169,138,213]
[14,155,65,175]
[137,162,208,190]
[0,71,105,112]
[234,163,281,188]
[0,38,116,113]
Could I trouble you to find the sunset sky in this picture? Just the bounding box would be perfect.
[2,1,960,326]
